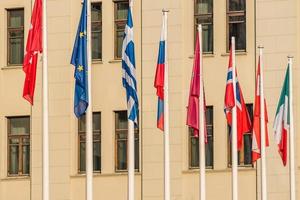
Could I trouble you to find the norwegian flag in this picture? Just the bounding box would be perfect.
[22,0,42,105]
[224,48,252,150]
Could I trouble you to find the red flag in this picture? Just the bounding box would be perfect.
[252,57,269,163]
[23,0,42,105]
[186,33,207,141]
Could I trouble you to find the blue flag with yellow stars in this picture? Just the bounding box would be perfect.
[71,0,88,118]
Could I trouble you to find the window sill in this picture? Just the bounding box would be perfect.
[182,167,255,174]
[1,175,30,181]
[92,60,103,64]
[108,59,122,64]
[1,65,23,70]
[70,172,141,178]
[221,51,247,56]
[188,53,215,59]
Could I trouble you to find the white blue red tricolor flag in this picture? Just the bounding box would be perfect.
[122,2,139,125]
[224,47,252,150]
[154,14,167,131]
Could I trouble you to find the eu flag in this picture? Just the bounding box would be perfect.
[71,0,88,118]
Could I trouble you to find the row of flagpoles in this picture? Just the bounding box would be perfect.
[21,0,296,199]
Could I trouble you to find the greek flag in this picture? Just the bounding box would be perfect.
[122,4,139,125]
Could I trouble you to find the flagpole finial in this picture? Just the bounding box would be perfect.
[258,45,264,49]
[287,55,294,58]
[162,9,170,13]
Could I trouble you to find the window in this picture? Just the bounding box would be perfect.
[228,104,253,167]
[7,8,24,65]
[7,116,30,176]
[189,106,213,169]
[91,2,102,60]
[227,0,246,51]
[78,112,101,173]
[194,0,213,53]
[115,111,139,171]
[114,0,129,59]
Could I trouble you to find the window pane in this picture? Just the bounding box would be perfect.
[117,140,127,170]
[116,28,125,59]
[134,134,139,170]
[229,22,246,50]
[22,145,30,174]
[10,117,30,135]
[9,37,24,65]
[91,3,101,21]
[243,134,252,165]
[229,0,246,11]
[93,113,101,131]
[116,111,127,129]
[202,24,213,53]
[8,9,24,28]
[205,136,213,167]
[116,2,128,20]
[93,141,101,171]
[9,145,19,174]
[195,0,213,14]
[80,142,86,171]
[190,136,199,168]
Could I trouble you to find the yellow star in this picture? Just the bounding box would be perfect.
[77,65,84,72]
[79,31,86,38]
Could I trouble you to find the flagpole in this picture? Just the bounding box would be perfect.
[162,9,170,200]
[231,37,238,200]
[258,46,268,200]
[288,56,296,200]
[198,24,206,200]
[86,0,93,199]
[42,0,49,199]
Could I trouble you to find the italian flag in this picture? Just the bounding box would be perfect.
[273,65,290,166]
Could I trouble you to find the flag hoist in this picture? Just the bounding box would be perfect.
[186,25,207,200]
[154,10,170,200]
[121,0,139,199]
[70,0,93,199]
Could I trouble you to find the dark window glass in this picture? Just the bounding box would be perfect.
[114,1,128,59]
[227,0,246,51]
[189,106,213,169]
[115,111,139,171]
[7,9,24,65]
[91,3,102,60]
[8,116,30,176]
[78,112,101,172]
[194,0,213,53]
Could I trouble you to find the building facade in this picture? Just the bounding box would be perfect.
[0,0,299,200]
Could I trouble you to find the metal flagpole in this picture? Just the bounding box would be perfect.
[231,37,238,200]
[162,9,170,200]
[42,0,49,199]
[198,24,206,200]
[86,0,93,199]
[288,56,296,200]
[258,46,268,200]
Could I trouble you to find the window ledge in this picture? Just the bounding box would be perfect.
[182,167,255,174]
[108,59,122,64]
[188,53,215,59]
[1,176,30,181]
[92,60,103,64]
[221,51,247,57]
[70,172,141,178]
[1,65,23,70]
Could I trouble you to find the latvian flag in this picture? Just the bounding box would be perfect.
[274,65,290,166]
[154,15,166,131]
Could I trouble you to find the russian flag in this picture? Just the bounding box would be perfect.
[154,17,166,131]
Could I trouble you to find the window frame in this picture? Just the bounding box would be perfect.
[226,0,246,52]
[194,0,214,54]
[115,110,139,172]
[6,8,25,66]
[188,106,214,169]
[91,2,102,61]
[113,0,129,60]
[7,116,30,177]
[77,112,101,173]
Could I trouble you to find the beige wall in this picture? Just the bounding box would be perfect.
[0,0,298,200]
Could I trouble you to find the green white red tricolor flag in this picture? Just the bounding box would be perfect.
[273,65,290,166]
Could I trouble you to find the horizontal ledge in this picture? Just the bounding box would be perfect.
[1,66,23,70]
[182,167,255,174]
[221,51,248,56]
[108,59,122,64]
[70,172,142,178]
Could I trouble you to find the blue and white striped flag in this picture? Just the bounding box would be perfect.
[122,3,139,126]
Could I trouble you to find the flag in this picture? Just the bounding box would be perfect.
[186,33,207,141]
[252,57,269,163]
[224,48,252,150]
[22,0,42,104]
[71,0,88,118]
[122,4,139,125]
[274,65,290,166]
[154,15,166,131]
